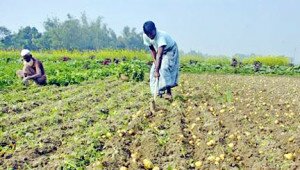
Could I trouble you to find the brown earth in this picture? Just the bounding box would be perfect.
[0,74,299,169]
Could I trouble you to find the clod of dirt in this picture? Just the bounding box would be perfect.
[100,108,109,114]
[34,145,57,155]
[93,141,105,152]
[145,111,153,118]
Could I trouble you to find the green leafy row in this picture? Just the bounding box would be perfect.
[1,50,299,90]
[0,58,148,90]
[181,63,300,75]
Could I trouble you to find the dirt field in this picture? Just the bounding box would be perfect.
[1,74,299,169]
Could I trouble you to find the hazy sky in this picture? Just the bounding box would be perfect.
[1,0,300,63]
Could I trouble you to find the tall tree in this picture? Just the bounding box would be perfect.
[11,26,42,50]
[0,26,11,39]
[0,26,12,49]
[118,26,145,50]
[0,14,148,51]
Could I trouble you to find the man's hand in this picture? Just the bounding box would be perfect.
[154,71,160,78]
[23,77,29,86]
[23,77,29,81]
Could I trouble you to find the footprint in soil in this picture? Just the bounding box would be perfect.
[0,138,16,150]
[34,145,57,155]
[34,138,62,155]
[12,160,27,169]
[1,106,9,113]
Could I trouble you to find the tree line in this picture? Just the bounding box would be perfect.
[0,14,146,51]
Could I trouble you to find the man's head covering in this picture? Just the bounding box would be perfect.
[21,49,31,57]
[143,21,156,35]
